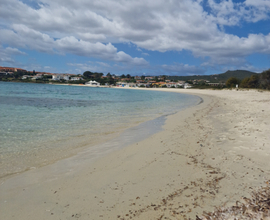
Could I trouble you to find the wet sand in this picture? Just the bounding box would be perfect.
[0,89,269,219]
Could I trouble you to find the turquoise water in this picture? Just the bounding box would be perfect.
[0,82,200,178]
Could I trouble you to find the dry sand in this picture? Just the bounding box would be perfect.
[0,88,270,220]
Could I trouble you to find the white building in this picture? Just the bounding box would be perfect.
[22,75,32,79]
[85,80,100,87]
[116,82,137,87]
[32,75,43,80]
[166,82,178,88]
[184,83,192,89]
[116,82,127,87]
[70,77,83,81]
[52,74,70,81]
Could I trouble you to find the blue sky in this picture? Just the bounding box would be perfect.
[0,0,269,76]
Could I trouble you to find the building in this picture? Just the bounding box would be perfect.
[85,80,100,87]
[0,67,27,72]
[21,75,32,79]
[70,77,83,81]
[116,82,127,87]
[152,82,166,87]
[184,83,192,89]
[166,82,178,88]
[52,74,70,81]
[32,75,43,80]
[134,76,141,80]
[116,82,137,87]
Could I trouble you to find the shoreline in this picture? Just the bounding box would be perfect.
[0,84,200,180]
[0,89,269,219]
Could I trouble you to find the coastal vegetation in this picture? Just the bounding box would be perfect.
[226,69,270,90]
[1,66,269,90]
[168,70,256,82]
[225,77,241,88]
[240,69,270,90]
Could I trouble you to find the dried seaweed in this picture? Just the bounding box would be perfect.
[197,181,270,220]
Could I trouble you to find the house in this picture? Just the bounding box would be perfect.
[85,80,100,87]
[0,72,8,76]
[63,75,70,81]
[70,77,83,81]
[116,82,138,87]
[137,83,149,87]
[32,75,43,80]
[121,78,130,81]
[126,83,136,87]
[116,82,127,87]
[52,75,61,81]
[0,67,27,72]
[22,75,31,79]
[184,83,192,89]
[166,82,178,88]
[134,76,141,80]
[178,81,185,85]
[52,74,70,81]
[152,82,166,87]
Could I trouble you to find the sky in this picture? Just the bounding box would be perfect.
[0,0,270,76]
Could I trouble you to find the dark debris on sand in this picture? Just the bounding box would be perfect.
[197,180,270,220]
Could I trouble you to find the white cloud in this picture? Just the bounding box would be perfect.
[245,0,270,8]
[207,0,270,24]
[0,0,270,71]
[1,25,148,66]
[0,46,26,65]
[4,47,26,56]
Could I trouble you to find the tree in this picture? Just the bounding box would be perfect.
[240,77,250,88]
[161,75,166,81]
[83,71,94,78]
[126,74,131,78]
[94,72,103,79]
[120,74,126,78]
[106,72,112,78]
[259,69,270,90]
[226,77,241,88]
[248,74,259,88]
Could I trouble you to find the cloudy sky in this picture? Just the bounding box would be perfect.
[1,0,270,76]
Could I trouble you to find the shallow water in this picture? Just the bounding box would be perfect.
[0,82,200,178]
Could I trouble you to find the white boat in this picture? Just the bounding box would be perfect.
[85,80,100,87]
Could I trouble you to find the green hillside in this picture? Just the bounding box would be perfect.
[168,70,257,83]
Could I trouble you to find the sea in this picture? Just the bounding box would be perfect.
[0,82,201,179]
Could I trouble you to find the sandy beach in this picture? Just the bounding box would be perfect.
[1,88,270,219]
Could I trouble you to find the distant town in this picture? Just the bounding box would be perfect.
[0,66,269,90]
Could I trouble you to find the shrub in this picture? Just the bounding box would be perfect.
[259,69,270,90]
[226,77,241,88]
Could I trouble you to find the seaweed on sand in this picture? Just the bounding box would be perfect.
[197,181,270,220]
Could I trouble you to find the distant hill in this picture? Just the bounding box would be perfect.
[168,70,257,83]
